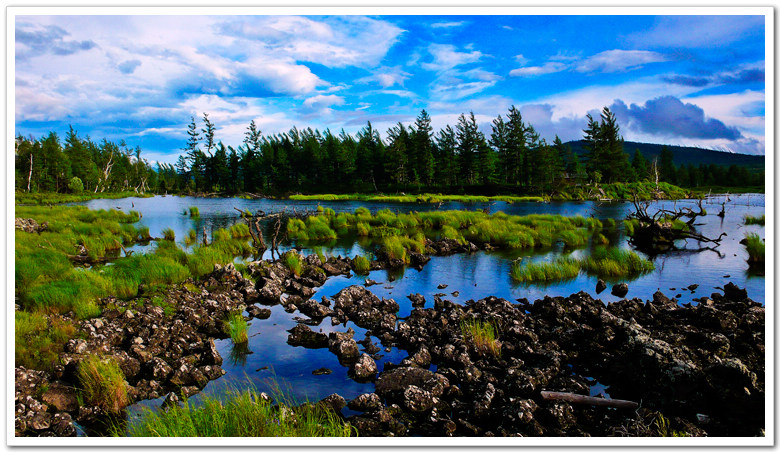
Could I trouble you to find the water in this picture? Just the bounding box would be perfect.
[75,194,765,434]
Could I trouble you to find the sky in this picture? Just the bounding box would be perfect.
[14,13,767,165]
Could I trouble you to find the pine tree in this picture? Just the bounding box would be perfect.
[412,109,434,185]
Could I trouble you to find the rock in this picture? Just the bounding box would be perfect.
[203,338,223,366]
[298,298,334,319]
[451,291,460,297]
[688,284,699,291]
[50,413,76,437]
[328,330,360,362]
[161,392,180,410]
[401,345,431,368]
[29,411,52,431]
[333,285,399,332]
[723,282,748,301]
[437,284,448,289]
[246,305,271,319]
[402,385,434,413]
[596,279,607,294]
[375,367,450,399]
[15,218,48,233]
[408,293,426,308]
[147,357,173,381]
[364,278,379,287]
[312,367,332,375]
[287,324,328,349]
[41,383,79,412]
[352,353,378,379]
[611,283,629,298]
[348,393,383,412]
[318,393,346,413]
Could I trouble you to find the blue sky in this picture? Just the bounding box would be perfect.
[15,14,766,164]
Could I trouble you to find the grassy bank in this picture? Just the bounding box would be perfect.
[15,205,255,371]
[16,191,153,205]
[287,182,696,203]
[510,248,654,284]
[121,386,353,437]
[288,208,611,263]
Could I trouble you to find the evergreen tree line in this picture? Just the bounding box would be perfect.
[15,107,762,195]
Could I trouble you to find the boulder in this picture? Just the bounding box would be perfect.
[611,283,629,298]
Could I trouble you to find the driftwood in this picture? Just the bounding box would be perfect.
[202,226,209,246]
[628,194,726,254]
[540,391,638,410]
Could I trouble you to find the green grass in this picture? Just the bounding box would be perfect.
[581,247,655,279]
[78,354,130,414]
[120,385,353,437]
[460,318,501,357]
[510,257,581,283]
[744,233,764,265]
[162,228,175,241]
[224,312,249,345]
[282,251,304,276]
[15,204,261,371]
[184,229,198,246]
[189,206,200,218]
[744,215,765,226]
[138,226,151,241]
[352,255,371,275]
[15,191,153,205]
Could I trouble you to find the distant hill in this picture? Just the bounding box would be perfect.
[565,140,764,171]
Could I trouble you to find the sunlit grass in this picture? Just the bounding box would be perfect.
[460,318,501,357]
[78,354,130,414]
[510,257,581,283]
[744,215,765,226]
[744,233,764,266]
[224,312,249,345]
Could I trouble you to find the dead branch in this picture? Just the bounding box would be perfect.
[540,391,639,410]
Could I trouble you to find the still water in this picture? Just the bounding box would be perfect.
[76,194,765,431]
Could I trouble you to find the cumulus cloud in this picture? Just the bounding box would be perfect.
[609,96,742,140]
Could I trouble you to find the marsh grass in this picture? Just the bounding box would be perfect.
[120,385,354,437]
[15,191,152,205]
[581,248,655,279]
[189,206,200,218]
[78,354,130,414]
[138,226,152,241]
[184,229,198,246]
[744,215,765,226]
[460,318,501,357]
[224,312,249,345]
[162,228,175,241]
[510,257,581,283]
[744,233,764,265]
[352,255,371,275]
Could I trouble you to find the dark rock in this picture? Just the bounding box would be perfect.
[375,367,450,399]
[437,284,448,289]
[403,385,434,412]
[312,367,332,375]
[318,393,346,413]
[611,283,629,298]
[596,279,607,294]
[328,329,360,362]
[50,413,76,437]
[298,298,334,319]
[41,383,78,412]
[246,305,271,319]
[287,324,328,348]
[723,282,748,301]
[364,279,379,287]
[348,393,383,412]
[408,293,426,308]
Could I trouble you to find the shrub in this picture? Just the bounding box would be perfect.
[460,318,501,357]
[68,177,84,194]
[77,355,130,414]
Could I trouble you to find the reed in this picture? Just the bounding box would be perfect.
[77,354,130,414]
[224,312,249,345]
[352,255,371,275]
[460,318,501,357]
[510,257,581,283]
[744,215,765,226]
[743,233,764,265]
[188,206,200,218]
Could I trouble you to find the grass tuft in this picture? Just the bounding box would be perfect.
[282,251,303,276]
[189,206,200,218]
[352,255,371,275]
[162,228,175,241]
[460,318,501,357]
[744,233,764,266]
[224,312,249,345]
[744,215,765,226]
[77,354,130,414]
[510,257,581,283]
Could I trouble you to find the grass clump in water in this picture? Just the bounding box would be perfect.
[162,228,175,241]
[582,247,654,279]
[224,312,249,345]
[78,354,130,414]
[743,233,764,266]
[460,318,501,357]
[352,255,371,275]
[189,206,200,218]
[184,229,198,246]
[121,385,354,437]
[744,215,765,226]
[510,257,581,283]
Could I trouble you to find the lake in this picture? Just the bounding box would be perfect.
[75,194,765,432]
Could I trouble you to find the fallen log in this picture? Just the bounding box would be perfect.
[540,391,639,410]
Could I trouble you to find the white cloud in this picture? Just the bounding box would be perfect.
[356,66,412,88]
[431,21,466,29]
[510,62,568,77]
[628,16,764,49]
[421,43,483,72]
[575,49,667,73]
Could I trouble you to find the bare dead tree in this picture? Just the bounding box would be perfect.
[627,194,726,253]
[27,154,33,192]
[202,226,209,246]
